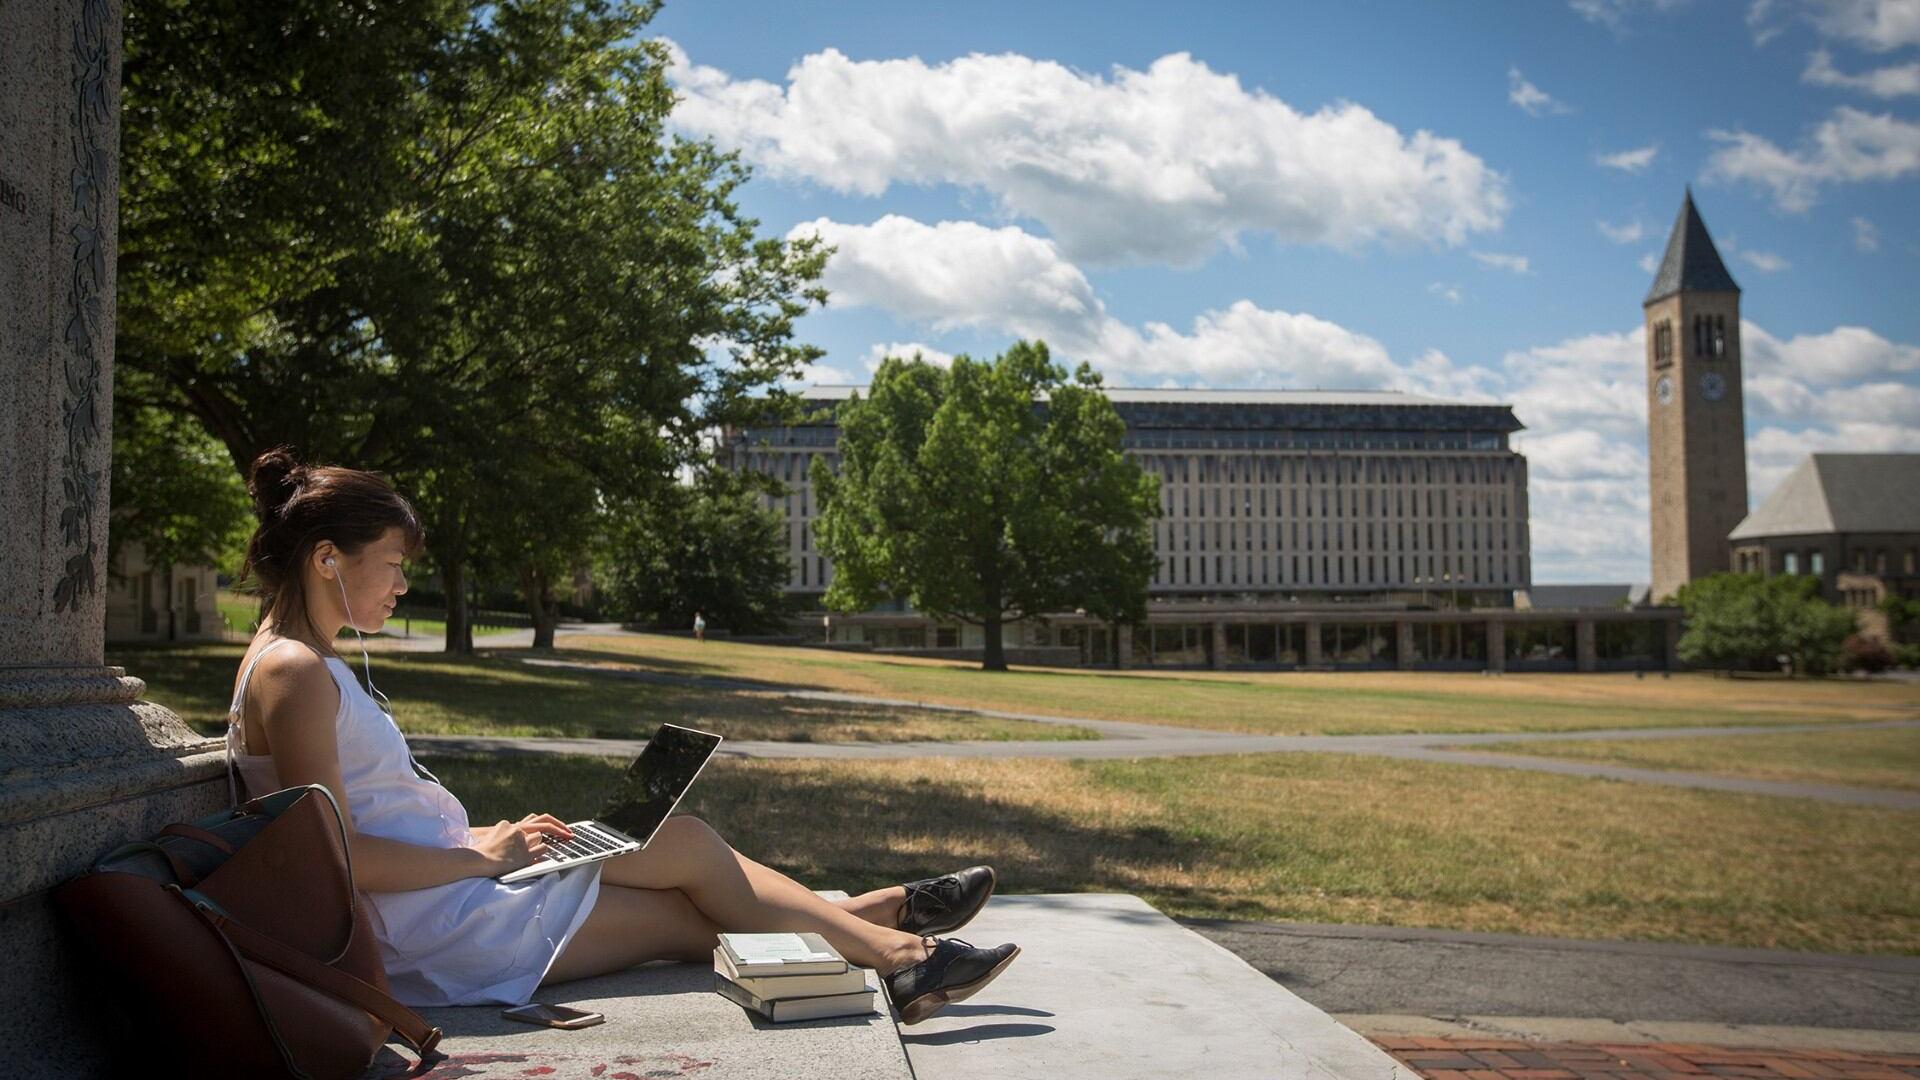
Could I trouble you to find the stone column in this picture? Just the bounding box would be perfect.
[1395,620,1415,671]
[1664,615,1683,671]
[1116,623,1134,668]
[1486,619,1506,673]
[1303,620,1323,667]
[1575,619,1597,673]
[1210,620,1226,670]
[0,2,226,1074]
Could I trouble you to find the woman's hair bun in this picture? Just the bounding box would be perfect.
[247,446,308,520]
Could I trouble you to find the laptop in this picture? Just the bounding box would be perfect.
[497,723,725,884]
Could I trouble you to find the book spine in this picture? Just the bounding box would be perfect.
[713,973,769,1018]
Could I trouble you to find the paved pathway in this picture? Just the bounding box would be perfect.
[1371,1036,1920,1080]
[413,653,1920,808]
[1179,917,1920,1035]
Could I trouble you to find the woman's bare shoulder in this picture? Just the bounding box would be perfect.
[246,639,340,705]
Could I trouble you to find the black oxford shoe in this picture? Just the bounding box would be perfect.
[896,865,996,937]
[884,937,1021,1025]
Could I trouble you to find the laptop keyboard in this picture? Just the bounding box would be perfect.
[533,821,636,863]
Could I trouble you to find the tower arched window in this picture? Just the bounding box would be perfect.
[1712,315,1726,357]
[1653,320,1673,368]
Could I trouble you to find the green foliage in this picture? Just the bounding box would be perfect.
[108,375,253,581]
[1877,593,1920,643]
[599,471,791,635]
[810,341,1160,670]
[117,0,826,650]
[1674,572,1856,675]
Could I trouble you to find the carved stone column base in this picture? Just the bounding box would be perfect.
[0,665,226,1079]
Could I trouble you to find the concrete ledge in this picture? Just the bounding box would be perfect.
[900,893,1404,1080]
[362,960,912,1080]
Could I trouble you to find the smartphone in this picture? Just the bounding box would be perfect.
[501,1003,605,1029]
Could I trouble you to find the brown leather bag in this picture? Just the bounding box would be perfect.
[53,783,443,1079]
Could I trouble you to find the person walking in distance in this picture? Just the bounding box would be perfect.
[693,611,706,643]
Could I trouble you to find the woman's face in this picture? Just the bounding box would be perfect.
[319,527,411,633]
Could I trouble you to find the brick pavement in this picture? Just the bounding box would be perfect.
[1370,1036,1920,1080]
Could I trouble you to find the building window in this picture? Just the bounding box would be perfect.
[1810,551,1824,576]
[1712,315,1727,357]
[1784,551,1799,575]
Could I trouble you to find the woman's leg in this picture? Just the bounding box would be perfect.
[598,816,928,975]
[539,883,723,986]
[836,886,908,927]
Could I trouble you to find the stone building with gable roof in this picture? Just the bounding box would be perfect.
[1729,453,1920,639]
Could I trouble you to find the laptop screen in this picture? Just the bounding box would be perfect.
[597,723,725,847]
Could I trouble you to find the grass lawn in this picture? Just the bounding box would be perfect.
[214,590,517,641]
[1459,725,1920,793]
[539,633,1920,737]
[110,643,1095,744]
[420,749,1920,956]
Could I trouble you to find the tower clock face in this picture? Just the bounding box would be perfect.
[1655,374,1674,406]
[1701,372,1727,401]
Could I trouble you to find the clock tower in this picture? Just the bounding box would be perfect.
[1644,189,1748,603]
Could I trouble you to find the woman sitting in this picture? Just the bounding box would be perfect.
[223,446,1019,1025]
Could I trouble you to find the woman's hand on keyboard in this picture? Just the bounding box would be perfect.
[469,814,572,875]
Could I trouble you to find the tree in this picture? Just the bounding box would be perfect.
[599,470,791,635]
[811,342,1160,671]
[1675,572,1855,675]
[109,370,256,638]
[117,0,827,652]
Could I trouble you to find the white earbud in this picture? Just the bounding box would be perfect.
[328,557,392,715]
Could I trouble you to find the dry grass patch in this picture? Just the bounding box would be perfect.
[545,635,1919,736]
[421,749,1920,956]
[1464,725,1920,793]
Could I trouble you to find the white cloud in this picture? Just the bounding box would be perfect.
[1508,67,1572,116]
[1803,48,1920,96]
[1853,215,1882,250]
[1639,251,1662,274]
[789,362,861,388]
[1428,281,1464,304]
[1802,0,1920,50]
[863,342,956,371]
[1705,106,1920,211]
[1739,248,1792,271]
[1471,250,1532,273]
[1570,0,1691,33]
[791,214,1470,392]
[1595,143,1660,172]
[1749,0,1788,44]
[1598,218,1646,244]
[664,42,1509,265]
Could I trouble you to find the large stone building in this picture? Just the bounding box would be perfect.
[1729,453,1920,637]
[725,387,1681,671]
[1644,190,1750,603]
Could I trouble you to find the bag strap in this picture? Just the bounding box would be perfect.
[159,823,237,855]
[168,886,444,1063]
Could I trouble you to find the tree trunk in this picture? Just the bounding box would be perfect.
[443,558,471,656]
[982,613,1007,671]
[162,562,176,642]
[522,564,558,650]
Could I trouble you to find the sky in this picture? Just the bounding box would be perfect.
[648,0,1920,584]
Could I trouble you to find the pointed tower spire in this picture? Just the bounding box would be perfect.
[1644,189,1740,305]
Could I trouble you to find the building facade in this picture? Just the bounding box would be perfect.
[1644,190,1750,603]
[729,386,1532,604]
[722,386,1679,671]
[1728,453,1920,639]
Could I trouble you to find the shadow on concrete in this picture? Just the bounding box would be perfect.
[932,1003,1057,1018]
[898,1022,1057,1045]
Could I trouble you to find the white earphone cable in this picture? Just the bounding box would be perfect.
[332,560,444,787]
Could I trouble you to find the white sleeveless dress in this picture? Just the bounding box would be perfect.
[224,638,603,1007]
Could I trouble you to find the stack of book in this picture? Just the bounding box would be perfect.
[713,932,877,1022]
